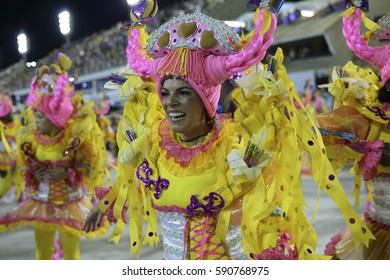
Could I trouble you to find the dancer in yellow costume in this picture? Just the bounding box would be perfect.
[317,1,390,260]
[0,93,17,199]
[0,53,108,260]
[83,0,374,260]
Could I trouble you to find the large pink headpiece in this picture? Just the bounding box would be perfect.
[126,0,279,118]
[342,6,390,85]
[0,93,12,118]
[28,53,75,128]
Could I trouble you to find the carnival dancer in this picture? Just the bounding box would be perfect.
[317,0,390,259]
[0,93,17,202]
[0,53,108,260]
[83,0,374,260]
[53,90,110,260]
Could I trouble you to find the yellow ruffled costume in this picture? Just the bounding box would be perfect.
[0,117,17,197]
[97,49,374,260]
[0,100,109,239]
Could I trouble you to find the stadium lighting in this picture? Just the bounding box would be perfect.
[58,10,71,44]
[127,0,143,6]
[26,61,37,68]
[17,33,28,54]
[301,10,315,18]
[17,33,28,64]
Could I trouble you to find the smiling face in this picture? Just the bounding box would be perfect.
[161,78,209,141]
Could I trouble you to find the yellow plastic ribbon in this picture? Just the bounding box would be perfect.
[256,8,272,36]
[340,7,380,43]
[0,125,12,154]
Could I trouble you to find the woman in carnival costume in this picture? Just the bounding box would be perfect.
[0,53,109,260]
[316,1,390,259]
[83,0,374,260]
[0,93,17,201]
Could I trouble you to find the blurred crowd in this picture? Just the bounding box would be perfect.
[0,0,226,93]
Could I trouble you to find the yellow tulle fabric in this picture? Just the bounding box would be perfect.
[0,120,14,156]
[0,118,17,196]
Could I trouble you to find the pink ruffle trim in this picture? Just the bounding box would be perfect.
[358,140,384,180]
[251,233,299,260]
[324,233,341,256]
[151,200,187,214]
[158,116,225,168]
[0,213,83,229]
[95,187,128,224]
[0,197,89,230]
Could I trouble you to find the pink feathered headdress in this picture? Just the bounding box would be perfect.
[126,1,277,118]
[28,53,75,128]
[0,93,12,118]
[343,8,390,85]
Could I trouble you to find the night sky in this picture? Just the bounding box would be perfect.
[0,0,172,70]
[0,0,306,70]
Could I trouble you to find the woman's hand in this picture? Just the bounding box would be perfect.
[82,202,105,233]
[32,167,47,182]
[46,167,68,180]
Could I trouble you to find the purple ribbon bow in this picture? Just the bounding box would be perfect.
[367,106,390,130]
[21,142,38,164]
[136,159,169,199]
[186,192,225,217]
[63,138,81,156]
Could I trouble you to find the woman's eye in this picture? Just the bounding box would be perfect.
[161,91,169,97]
[178,90,190,96]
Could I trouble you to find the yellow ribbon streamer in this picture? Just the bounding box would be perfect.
[0,125,12,154]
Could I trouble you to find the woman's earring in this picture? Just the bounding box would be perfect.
[207,118,215,125]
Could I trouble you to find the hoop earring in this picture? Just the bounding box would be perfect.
[207,117,215,126]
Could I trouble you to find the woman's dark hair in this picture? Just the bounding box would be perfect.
[0,113,13,124]
[161,75,212,125]
[377,80,390,104]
